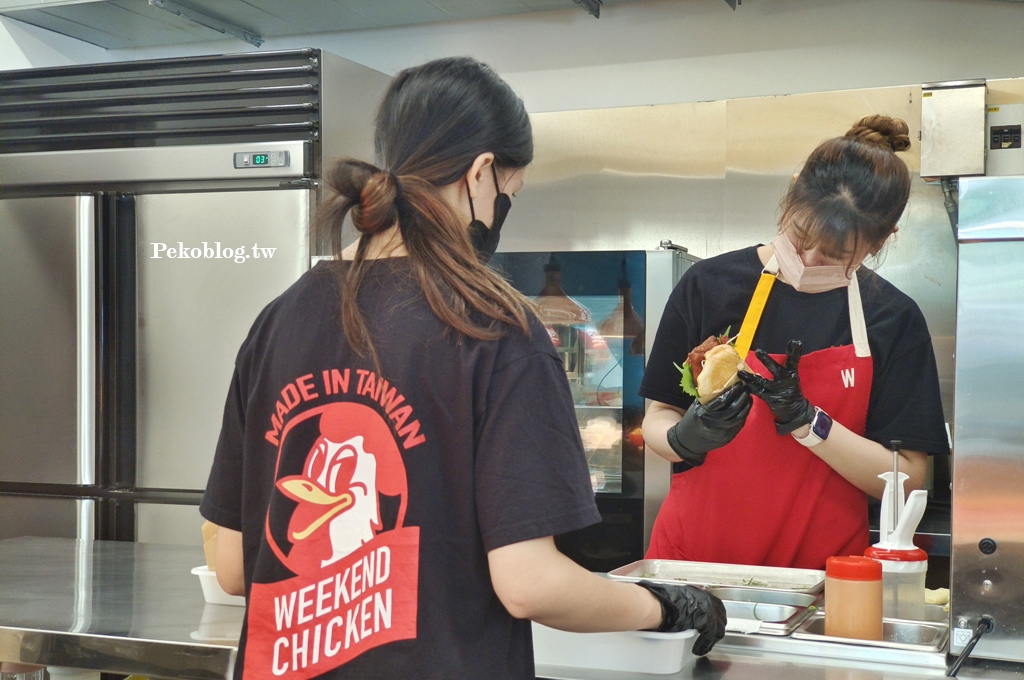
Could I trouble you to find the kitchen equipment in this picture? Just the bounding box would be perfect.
[0,50,389,543]
[824,556,882,640]
[950,174,1024,662]
[710,587,820,636]
[532,623,698,675]
[191,565,245,607]
[490,249,697,571]
[865,488,929,621]
[609,559,826,594]
[793,612,949,653]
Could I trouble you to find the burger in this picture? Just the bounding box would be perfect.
[675,331,750,404]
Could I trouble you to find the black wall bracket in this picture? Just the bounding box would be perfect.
[573,0,602,18]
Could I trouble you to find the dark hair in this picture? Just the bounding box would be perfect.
[781,115,912,267]
[315,57,535,364]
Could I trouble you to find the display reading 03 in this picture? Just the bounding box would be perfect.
[232,151,290,169]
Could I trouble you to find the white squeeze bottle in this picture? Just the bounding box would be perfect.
[864,441,929,621]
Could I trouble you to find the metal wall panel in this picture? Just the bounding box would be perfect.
[0,197,79,485]
[950,176,1024,662]
[135,189,310,496]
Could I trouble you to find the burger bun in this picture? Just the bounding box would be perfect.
[696,344,749,404]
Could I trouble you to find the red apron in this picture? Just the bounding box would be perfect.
[647,258,874,570]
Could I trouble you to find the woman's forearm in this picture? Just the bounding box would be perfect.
[488,537,662,632]
[793,419,928,499]
[213,525,245,596]
[641,401,686,463]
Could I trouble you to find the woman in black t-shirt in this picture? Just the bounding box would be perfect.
[201,58,725,680]
[640,116,949,570]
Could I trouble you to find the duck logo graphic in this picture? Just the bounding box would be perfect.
[244,402,420,680]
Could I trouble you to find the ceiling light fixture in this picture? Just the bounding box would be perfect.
[148,0,264,47]
[573,0,602,18]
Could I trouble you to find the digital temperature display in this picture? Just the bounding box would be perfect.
[233,150,290,169]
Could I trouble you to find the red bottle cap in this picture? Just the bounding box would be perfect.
[864,546,928,562]
[826,555,882,581]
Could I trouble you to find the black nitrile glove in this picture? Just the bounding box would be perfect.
[736,340,817,436]
[667,382,752,470]
[636,581,727,656]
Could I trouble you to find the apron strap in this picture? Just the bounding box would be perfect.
[734,253,872,360]
[848,271,871,358]
[734,255,779,360]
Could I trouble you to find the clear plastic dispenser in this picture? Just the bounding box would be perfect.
[864,457,929,620]
[824,556,883,640]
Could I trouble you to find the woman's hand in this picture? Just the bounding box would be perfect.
[737,340,816,435]
[634,581,727,656]
[667,382,752,469]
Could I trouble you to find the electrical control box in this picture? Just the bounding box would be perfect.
[986,104,1024,176]
[921,80,987,178]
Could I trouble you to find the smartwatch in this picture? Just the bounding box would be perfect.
[793,407,833,447]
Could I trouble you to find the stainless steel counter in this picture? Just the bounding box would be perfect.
[540,636,1024,680]
[0,537,240,679]
[2,537,1022,680]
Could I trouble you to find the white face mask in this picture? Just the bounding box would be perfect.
[771,232,854,293]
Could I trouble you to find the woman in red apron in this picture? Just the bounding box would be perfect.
[640,115,951,570]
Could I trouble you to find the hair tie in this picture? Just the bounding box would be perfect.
[389,171,403,204]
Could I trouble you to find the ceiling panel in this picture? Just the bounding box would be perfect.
[427,0,532,21]
[1,0,649,50]
[214,0,376,34]
[337,0,451,26]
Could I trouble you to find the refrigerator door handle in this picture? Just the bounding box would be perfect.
[77,194,96,540]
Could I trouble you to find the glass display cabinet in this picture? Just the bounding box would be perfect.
[490,246,697,572]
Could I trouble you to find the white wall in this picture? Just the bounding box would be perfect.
[45,0,1024,113]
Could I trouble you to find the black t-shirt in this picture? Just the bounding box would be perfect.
[640,246,949,457]
[201,259,599,680]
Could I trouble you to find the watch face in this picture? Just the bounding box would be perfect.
[812,410,833,441]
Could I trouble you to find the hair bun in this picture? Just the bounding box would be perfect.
[352,170,401,236]
[324,160,401,236]
[845,115,911,153]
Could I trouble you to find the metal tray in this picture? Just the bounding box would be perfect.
[710,586,821,636]
[710,587,818,608]
[608,559,826,593]
[791,612,949,652]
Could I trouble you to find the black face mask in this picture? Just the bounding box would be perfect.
[467,164,512,263]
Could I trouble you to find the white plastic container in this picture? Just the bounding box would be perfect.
[532,623,698,675]
[865,484,929,622]
[864,552,928,620]
[191,565,246,606]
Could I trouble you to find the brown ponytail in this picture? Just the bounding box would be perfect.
[314,58,535,366]
[780,115,912,267]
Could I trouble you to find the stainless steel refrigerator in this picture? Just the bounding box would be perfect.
[0,49,389,544]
